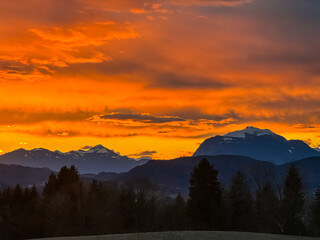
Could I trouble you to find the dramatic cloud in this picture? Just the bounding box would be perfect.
[0,108,97,124]
[170,0,253,6]
[128,150,157,157]
[81,145,93,150]
[90,112,185,124]
[0,0,320,159]
[0,21,139,82]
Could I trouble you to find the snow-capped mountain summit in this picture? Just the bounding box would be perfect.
[193,126,320,164]
[86,144,112,154]
[224,126,276,138]
[0,145,148,174]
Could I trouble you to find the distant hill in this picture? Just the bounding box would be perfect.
[0,145,148,174]
[0,163,52,190]
[0,154,319,195]
[280,157,320,191]
[90,155,320,195]
[117,155,276,195]
[193,126,320,164]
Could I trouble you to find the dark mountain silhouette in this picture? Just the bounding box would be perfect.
[0,145,148,174]
[112,155,276,195]
[0,154,319,195]
[280,157,320,190]
[88,155,320,195]
[0,163,52,190]
[193,127,320,164]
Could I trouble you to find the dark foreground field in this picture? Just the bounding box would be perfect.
[34,231,320,240]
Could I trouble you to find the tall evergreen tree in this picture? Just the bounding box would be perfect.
[43,165,85,237]
[281,164,305,235]
[43,172,58,197]
[84,180,119,235]
[0,185,42,239]
[256,182,280,233]
[187,158,222,230]
[173,193,186,231]
[230,171,254,231]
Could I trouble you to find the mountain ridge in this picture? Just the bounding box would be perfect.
[85,155,320,195]
[193,126,320,164]
[0,154,319,195]
[0,145,148,174]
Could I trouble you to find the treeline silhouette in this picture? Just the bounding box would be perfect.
[0,160,320,239]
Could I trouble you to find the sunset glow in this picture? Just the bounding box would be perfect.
[1,0,320,158]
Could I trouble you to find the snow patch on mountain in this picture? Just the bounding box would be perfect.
[193,126,320,164]
[86,144,112,154]
[224,126,276,138]
[0,144,149,174]
[32,148,47,152]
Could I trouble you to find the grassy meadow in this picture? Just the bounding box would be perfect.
[35,231,319,240]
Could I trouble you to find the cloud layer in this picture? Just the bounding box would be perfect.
[0,0,320,158]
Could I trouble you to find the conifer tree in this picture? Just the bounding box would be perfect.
[230,171,254,231]
[173,193,186,230]
[43,172,58,197]
[187,158,222,230]
[281,164,305,235]
[43,165,84,237]
[256,182,280,233]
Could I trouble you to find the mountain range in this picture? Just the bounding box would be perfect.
[1,154,320,195]
[83,155,320,195]
[0,145,148,174]
[193,126,320,164]
[0,126,320,194]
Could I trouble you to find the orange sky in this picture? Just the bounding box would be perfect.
[0,0,320,159]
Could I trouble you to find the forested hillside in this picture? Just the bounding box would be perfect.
[1,161,320,239]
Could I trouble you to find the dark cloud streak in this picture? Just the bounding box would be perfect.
[128,150,157,157]
[92,113,185,123]
[0,109,98,124]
